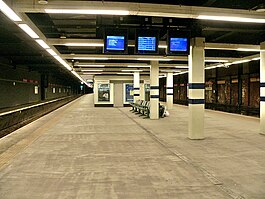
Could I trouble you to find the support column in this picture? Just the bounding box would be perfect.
[150,61,159,119]
[166,72,174,110]
[188,37,205,140]
[133,72,140,102]
[140,83,145,100]
[260,41,265,135]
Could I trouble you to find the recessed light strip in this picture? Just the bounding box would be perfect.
[197,15,265,23]
[0,1,88,86]
[74,57,109,60]
[173,71,188,76]
[127,65,150,67]
[76,64,105,67]
[122,70,143,72]
[18,24,39,39]
[0,0,22,21]
[82,72,102,75]
[35,39,50,49]
[236,48,260,52]
[54,56,72,71]
[205,59,228,63]
[46,49,57,56]
[45,9,129,15]
[117,73,133,75]
[81,69,103,72]
[64,43,104,47]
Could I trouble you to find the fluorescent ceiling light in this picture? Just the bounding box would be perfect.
[251,57,260,61]
[71,71,79,77]
[35,39,50,49]
[232,60,251,65]
[82,72,102,75]
[45,9,129,15]
[173,71,183,74]
[81,69,103,72]
[64,43,104,47]
[127,65,150,67]
[236,48,260,52]
[173,71,188,75]
[205,59,228,63]
[175,66,189,68]
[205,66,216,70]
[205,63,227,70]
[54,55,72,71]
[0,0,22,21]
[71,71,89,86]
[122,70,143,72]
[160,70,181,73]
[18,24,39,39]
[137,58,172,61]
[46,49,57,56]
[74,57,109,60]
[197,15,265,23]
[76,64,105,67]
[117,73,133,75]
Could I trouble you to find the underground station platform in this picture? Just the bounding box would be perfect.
[1,0,265,198]
[0,94,264,199]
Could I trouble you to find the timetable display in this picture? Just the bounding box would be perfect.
[167,29,190,55]
[104,29,128,54]
[170,38,188,52]
[135,29,159,54]
[106,36,125,51]
[138,37,156,51]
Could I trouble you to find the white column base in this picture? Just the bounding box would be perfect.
[260,102,265,135]
[150,99,159,119]
[188,104,205,140]
[166,95,173,110]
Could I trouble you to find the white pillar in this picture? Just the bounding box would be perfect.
[133,72,140,102]
[188,37,205,140]
[150,61,159,119]
[260,41,265,135]
[166,72,174,110]
[140,83,145,100]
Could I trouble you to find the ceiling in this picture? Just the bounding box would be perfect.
[0,0,264,81]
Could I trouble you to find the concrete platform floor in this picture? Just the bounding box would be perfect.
[0,94,264,199]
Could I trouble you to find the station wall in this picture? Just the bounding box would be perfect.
[159,61,260,116]
[0,64,80,110]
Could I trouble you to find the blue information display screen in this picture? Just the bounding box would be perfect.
[170,38,188,52]
[106,36,125,51]
[138,37,156,51]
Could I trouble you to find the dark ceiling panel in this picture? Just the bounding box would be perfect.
[90,0,264,9]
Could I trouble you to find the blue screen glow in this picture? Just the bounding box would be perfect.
[170,38,188,52]
[138,37,156,51]
[106,36,125,51]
